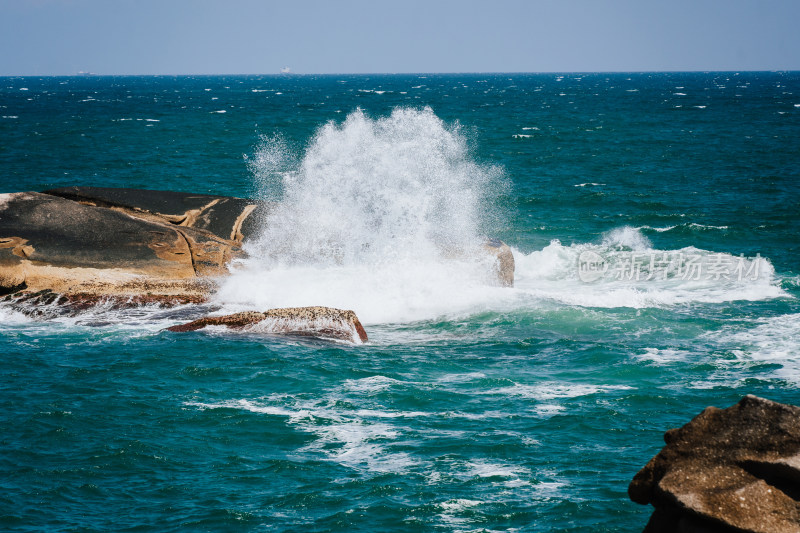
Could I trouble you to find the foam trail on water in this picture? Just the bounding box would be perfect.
[218,107,508,324]
[512,227,786,308]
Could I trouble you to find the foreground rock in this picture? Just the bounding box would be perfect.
[629,395,800,533]
[0,189,265,307]
[43,186,266,243]
[167,306,368,344]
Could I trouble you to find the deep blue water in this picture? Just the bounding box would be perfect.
[1,73,799,532]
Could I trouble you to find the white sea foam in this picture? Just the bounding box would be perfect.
[210,110,227,113]
[438,499,483,512]
[436,372,487,383]
[466,459,529,479]
[602,226,652,250]
[687,223,728,230]
[510,227,785,309]
[492,382,633,401]
[635,225,677,232]
[188,396,418,471]
[343,375,405,393]
[706,314,800,384]
[635,348,689,365]
[0,306,31,325]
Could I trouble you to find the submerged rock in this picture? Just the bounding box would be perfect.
[629,395,800,533]
[167,306,369,344]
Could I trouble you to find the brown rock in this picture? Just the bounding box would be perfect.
[167,306,368,344]
[629,395,800,533]
[42,186,270,243]
[0,191,239,304]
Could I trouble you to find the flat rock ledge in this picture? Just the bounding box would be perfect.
[167,306,368,344]
[0,187,268,311]
[629,395,800,533]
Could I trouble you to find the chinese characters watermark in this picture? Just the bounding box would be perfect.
[577,251,763,283]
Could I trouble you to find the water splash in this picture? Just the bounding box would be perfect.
[217,107,509,324]
[244,107,504,266]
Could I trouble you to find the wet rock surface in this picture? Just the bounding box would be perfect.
[167,306,369,344]
[629,395,800,533]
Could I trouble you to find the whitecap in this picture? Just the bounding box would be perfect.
[687,223,728,230]
[635,348,689,365]
[343,375,405,393]
[466,459,529,479]
[706,314,800,384]
[437,499,483,512]
[602,226,652,250]
[436,372,487,383]
[492,382,633,401]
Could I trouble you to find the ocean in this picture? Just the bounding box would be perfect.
[1,72,799,532]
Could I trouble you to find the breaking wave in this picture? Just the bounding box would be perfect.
[215,108,786,324]
[217,107,509,323]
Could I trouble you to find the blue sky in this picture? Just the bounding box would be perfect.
[1,0,798,75]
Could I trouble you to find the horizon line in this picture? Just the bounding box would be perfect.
[2,69,799,78]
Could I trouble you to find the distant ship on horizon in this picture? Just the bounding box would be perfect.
[280,66,291,74]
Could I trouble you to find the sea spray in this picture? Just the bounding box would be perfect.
[244,107,505,265]
[217,107,510,323]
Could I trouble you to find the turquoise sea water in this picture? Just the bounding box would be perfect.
[1,73,799,531]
